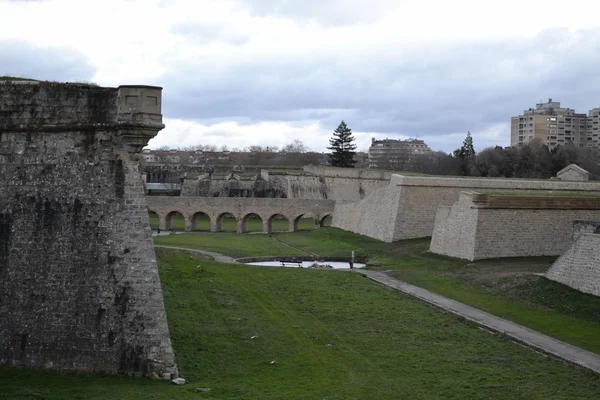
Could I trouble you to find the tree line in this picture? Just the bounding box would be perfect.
[400,132,600,180]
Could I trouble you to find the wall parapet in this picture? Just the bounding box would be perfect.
[470,193,600,209]
[392,174,600,191]
[0,81,164,149]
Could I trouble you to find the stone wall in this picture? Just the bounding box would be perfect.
[572,220,600,241]
[429,192,600,260]
[546,233,600,296]
[0,81,177,378]
[146,196,334,233]
[179,169,390,201]
[557,164,589,181]
[333,174,600,242]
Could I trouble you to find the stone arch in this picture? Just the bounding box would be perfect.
[147,209,161,231]
[214,212,237,232]
[239,212,266,234]
[318,214,333,227]
[267,213,292,233]
[191,211,211,231]
[293,212,317,232]
[165,209,188,231]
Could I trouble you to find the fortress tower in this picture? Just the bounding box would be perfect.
[0,80,177,378]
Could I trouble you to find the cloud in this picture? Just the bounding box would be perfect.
[237,0,398,26]
[3,0,600,153]
[0,40,95,82]
[156,26,600,152]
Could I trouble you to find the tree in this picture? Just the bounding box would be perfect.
[327,121,357,168]
[453,131,476,176]
[281,139,308,153]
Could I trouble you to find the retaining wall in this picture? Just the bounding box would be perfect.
[429,192,600,260]
[333,174,600,242]
[546,233,600,296]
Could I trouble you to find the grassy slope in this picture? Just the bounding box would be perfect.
[4,250,599,399]
[156,228,600,354]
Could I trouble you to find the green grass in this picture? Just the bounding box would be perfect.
[149,213,330,232]
[156,228,600,354]
[4,249,600,399]
[154,232,308,258]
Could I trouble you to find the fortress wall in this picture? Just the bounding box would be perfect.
[0,81,177,378]
[302,165,393,180]
[336,174,600,243]
[146,196,335,224]
[182,177,287,198]
[178,170,390,201]
[546,233,600,296]
[572,220,600,242]
[429,193,479,260]
[332,184,402,242]
[430,192,600,260]
[392,176,600,241]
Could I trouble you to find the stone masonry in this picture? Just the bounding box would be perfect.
[546,230,600,296]
[146,196,334,233]
[0,81,177,378]
[333,174,600,242]
[556,164,589,181]
[429,192,600,260]
[179,166,391,201]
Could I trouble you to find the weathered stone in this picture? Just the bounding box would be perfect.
[146,196,334,233]
[546,231,600,296]
[429,192,600,260]
[0,80,177,377]
[557,164,589,181]
[333,174,600,242]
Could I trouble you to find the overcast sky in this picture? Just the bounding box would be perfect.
[2,0,600,153]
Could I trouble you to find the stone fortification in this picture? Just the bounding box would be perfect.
[180,167,390,201]
[556,164,589,181]
[332,174,600,242]
[147,196,334,233]
[546,231,600,296]
[572,220,600,241]
[0,81,177,377]
[429,192,600,260]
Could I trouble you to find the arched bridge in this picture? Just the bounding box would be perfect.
[146,196,335,233]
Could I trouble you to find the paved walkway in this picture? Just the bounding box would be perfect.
[154,245,237,264]
[357,269,600,374]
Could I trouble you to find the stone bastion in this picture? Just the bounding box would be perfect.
[332,174,600,243]
[0,80,177,378]
[429,192,600,260]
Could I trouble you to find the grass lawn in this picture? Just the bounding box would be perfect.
[149,214,330,232]
[3,249,600,399]
[155,227,600,355]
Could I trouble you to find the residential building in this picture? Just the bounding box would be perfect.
[368,138,431,169]
[511,99,600,149]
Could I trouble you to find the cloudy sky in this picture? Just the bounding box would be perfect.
[2,0,600,153]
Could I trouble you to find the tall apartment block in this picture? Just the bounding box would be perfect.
[511,99,600,149]
[368,138,431,169]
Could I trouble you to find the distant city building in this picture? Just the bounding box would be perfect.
[368,138,431,169]
[511,99,600,149]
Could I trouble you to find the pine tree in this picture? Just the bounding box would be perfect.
[327,121,357,168]
[453,131,476,176]
[462,131,476,160]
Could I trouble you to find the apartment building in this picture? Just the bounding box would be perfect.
[368,138,431,169]
[511,99,600,149]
